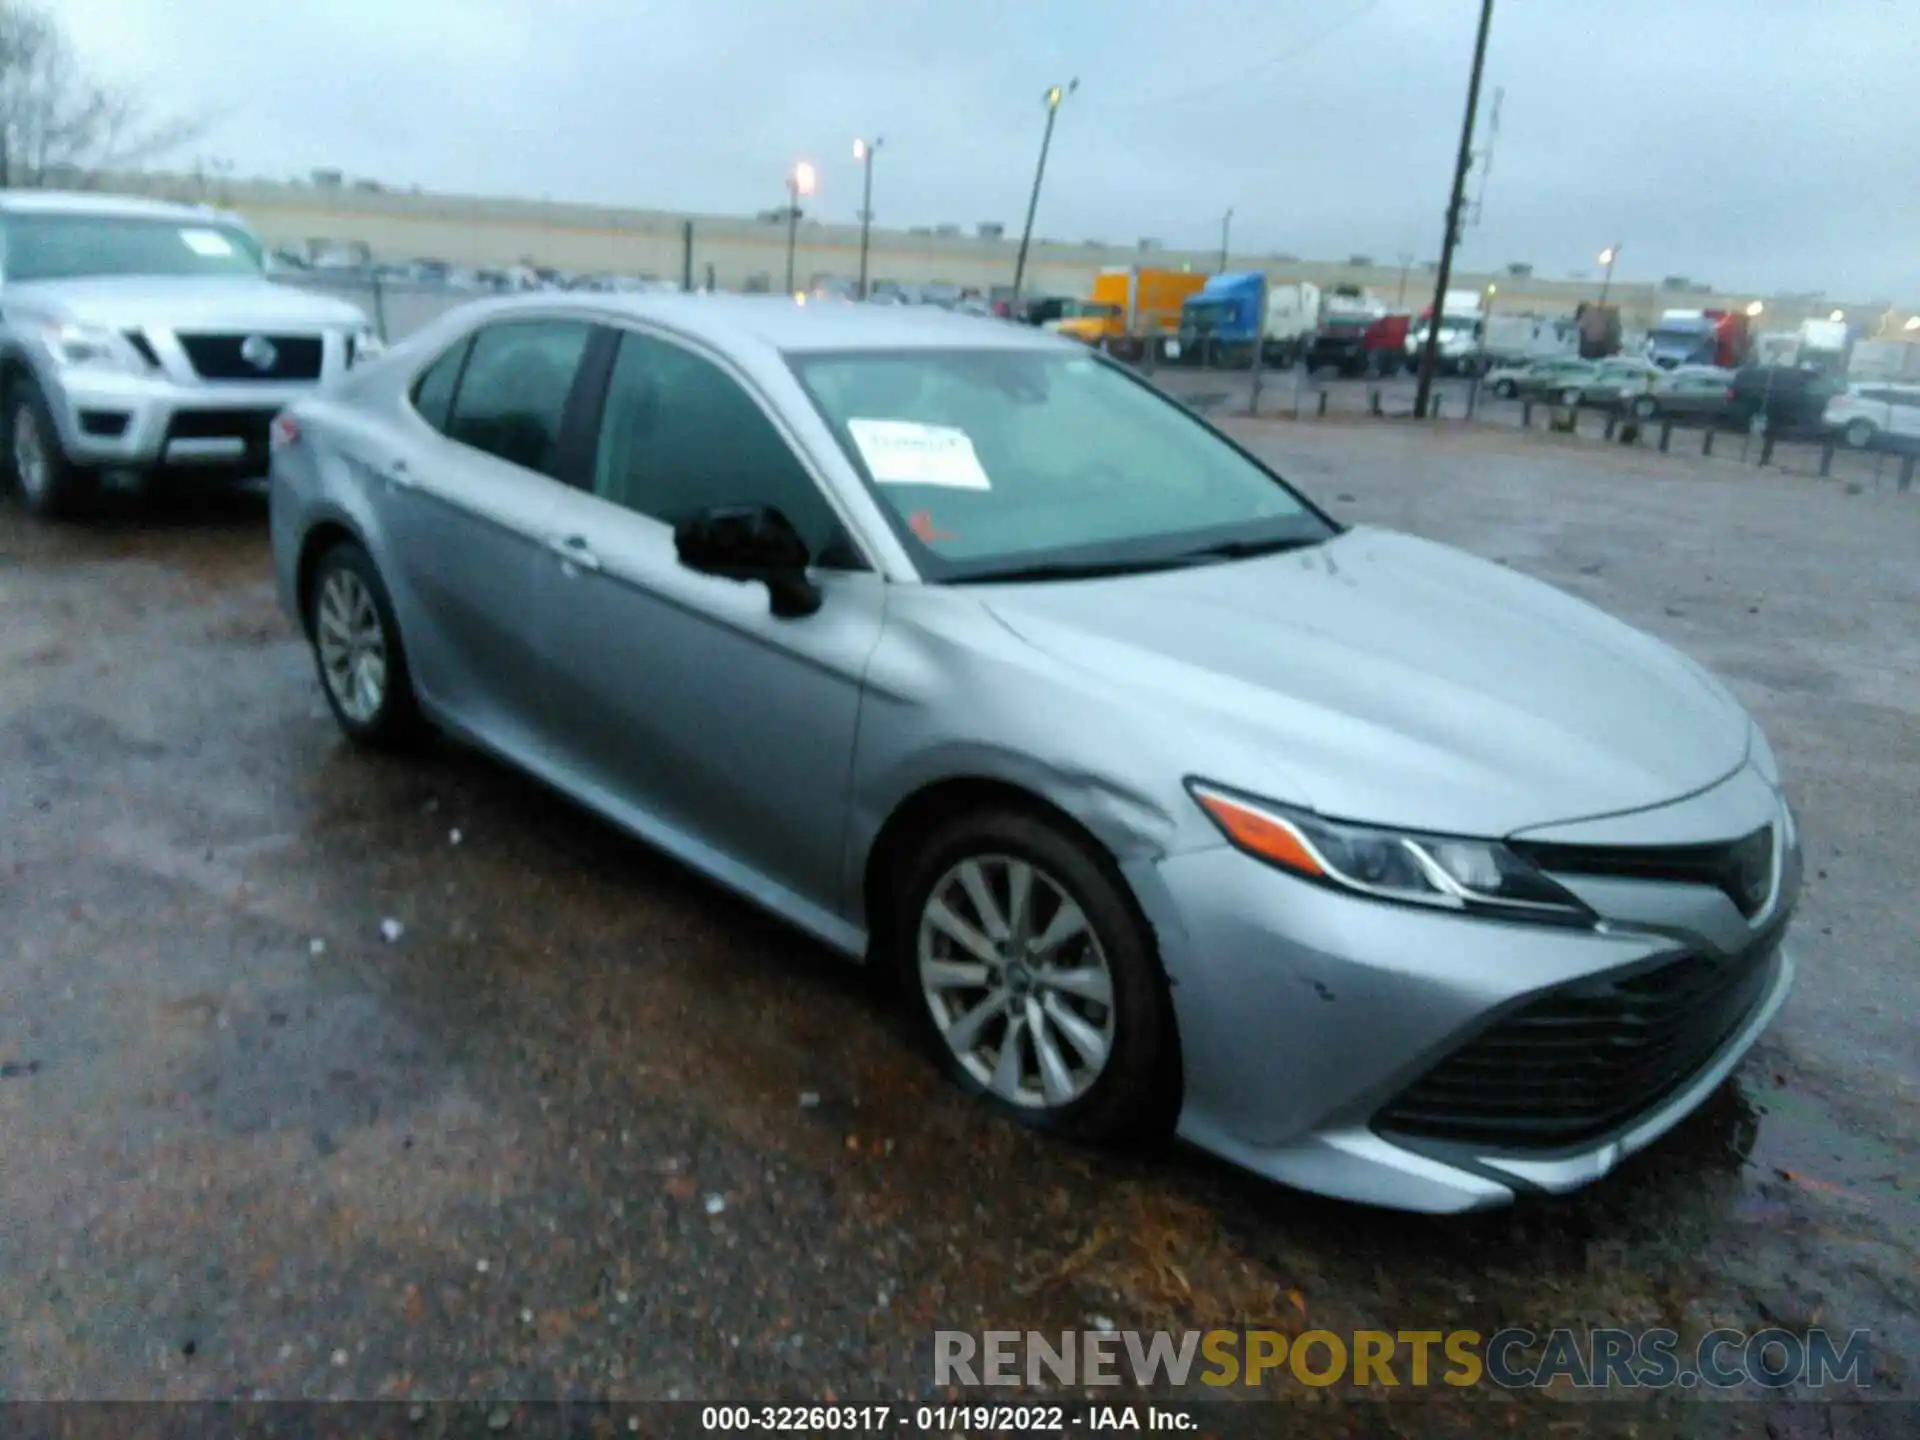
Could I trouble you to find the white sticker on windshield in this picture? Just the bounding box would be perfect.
[179,227,235,257]
[846,418,991,490]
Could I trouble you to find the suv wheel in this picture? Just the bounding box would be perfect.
[1632,395,1659,420]
[6,377,94,519]
[1844,418,1876,449]
[893,807,1180,1144]
[1493,379,1517,398]
[306,541,426,749]
[1560,387,1583,407]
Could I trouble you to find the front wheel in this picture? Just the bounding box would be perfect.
[5,377,94,519]
[306,541,426,750]
[1560,387,1583,408]
[1632,395,1659,421]
[1493,379,1517,398]
[893,808,1179,1144]
[1844,418,1876,449]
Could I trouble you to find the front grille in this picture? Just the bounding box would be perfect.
[1375,939,1779,1151]
[1512,825,1776,919]
[177,332,324,382]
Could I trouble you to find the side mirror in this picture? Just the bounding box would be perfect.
[673,504,822,618]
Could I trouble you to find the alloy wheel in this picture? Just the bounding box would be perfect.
[917,853,1117,1110]
[13,403,49,503]
[315,568,388,724]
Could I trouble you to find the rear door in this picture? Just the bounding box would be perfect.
[377,316,596,750]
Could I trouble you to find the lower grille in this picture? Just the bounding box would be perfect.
[163,408,277,466]
[1375,939,1779,1151]
[177,333,324,382]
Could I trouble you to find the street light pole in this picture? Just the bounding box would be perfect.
[1597,244,1619,306]
[1219,208,1233,273]
[853,137,882,300]
[784,160,816,296]
[1396,253,1414,309]
[1012,79,1077,305]
[1414,0,1496,420]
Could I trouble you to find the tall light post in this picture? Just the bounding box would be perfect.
[1395,252,1415,309]
[1219,208,1234,273]
[1597,244,1620,305]
[853,137,882,300]
[1012,79,1077,305]
[784,160,817,297]
[1414,0,1497,420]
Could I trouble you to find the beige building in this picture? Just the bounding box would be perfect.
[103,169,1902,336]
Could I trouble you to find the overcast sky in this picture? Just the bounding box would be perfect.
[57,0,1920,303]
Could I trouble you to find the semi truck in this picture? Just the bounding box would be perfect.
[1173,271,1267,364]
[1404,288,1487,374]
[1055,266,1208,359]
[1645,309,1752,370]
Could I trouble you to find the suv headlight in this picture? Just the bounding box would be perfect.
[1188,781,1594,926]
[43,322,144,372]
[347,328,386,367]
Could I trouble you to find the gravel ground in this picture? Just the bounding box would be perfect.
[0,416,1914,1437]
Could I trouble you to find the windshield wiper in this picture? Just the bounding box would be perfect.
[1165,535,1325,563]
[951,555,1211,584]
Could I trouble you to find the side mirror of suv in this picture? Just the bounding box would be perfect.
[674,504,822,618]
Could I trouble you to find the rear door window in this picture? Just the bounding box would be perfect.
[443,320,594,476]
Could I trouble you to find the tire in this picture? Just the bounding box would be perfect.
[892,807,1179,1145]
[1560,387,1583,408]
[5,375,95,519]
[1844,418,1875,449]
[1493,379,1517,399]
[1632,395,1659,421]
[305,540,427,750]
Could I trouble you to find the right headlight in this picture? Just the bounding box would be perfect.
[1188,781,1594,927]
[42,321,145,372]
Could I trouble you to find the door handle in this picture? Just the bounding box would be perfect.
[548,534,602,572]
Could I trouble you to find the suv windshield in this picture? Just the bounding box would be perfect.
[791,348,1335,581]
[2,212,267,282]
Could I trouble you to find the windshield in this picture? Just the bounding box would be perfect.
[1183,300,1235,328]
[791,348,1335,581]
[1061,300,1121,319]
[2,212,266,282]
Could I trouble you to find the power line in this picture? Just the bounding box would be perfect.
[1094,0,1389,120]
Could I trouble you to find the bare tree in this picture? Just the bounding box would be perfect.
[0,0,202,188]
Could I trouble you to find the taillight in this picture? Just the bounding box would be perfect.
[269,414,301,451]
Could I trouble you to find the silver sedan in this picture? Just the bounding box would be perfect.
[269,295,1800,1213]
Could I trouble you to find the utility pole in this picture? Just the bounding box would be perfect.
[854,137,883,299]
[1219,208,1233,273]
[1414,0,1496,420]
[1395,253,1414,309]
[1012,80,1077,305]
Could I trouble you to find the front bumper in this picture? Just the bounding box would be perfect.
[46,366,323,473]
[1127,762,1799,1212]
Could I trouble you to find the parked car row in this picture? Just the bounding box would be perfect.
[1477,355,1904,445]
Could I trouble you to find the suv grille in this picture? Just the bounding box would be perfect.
[177,333,324,382]
[1511,825,1776,920]
[1375,936,1780,1150]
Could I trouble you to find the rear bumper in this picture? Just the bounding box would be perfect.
[45,367,319,472]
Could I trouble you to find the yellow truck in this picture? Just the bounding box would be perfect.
[1054,266,1209,359]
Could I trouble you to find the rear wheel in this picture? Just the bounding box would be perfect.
[893,807,1179,1144]
[1493,379,1517,399]
[1632,395,1659,421]
[306,541,426,750]
[1844,418,1876,449]
[5,377,94,519]
[1560,387,1583,408]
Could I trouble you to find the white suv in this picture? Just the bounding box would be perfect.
[1824,382,1920,449]
[0,190,384,518]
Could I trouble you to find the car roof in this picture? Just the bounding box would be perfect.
[0,188,238,223]
[455,291,1066,357]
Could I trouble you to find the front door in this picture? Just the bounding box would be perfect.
[376,317,595,751]
[536,327,885,937]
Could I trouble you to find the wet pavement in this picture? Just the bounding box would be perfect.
[0,419,1915,1436]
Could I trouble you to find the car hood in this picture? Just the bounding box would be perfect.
[6,275,369,330]
[981,527,1751,837]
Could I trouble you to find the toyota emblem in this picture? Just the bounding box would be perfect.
[239,335,279,372]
